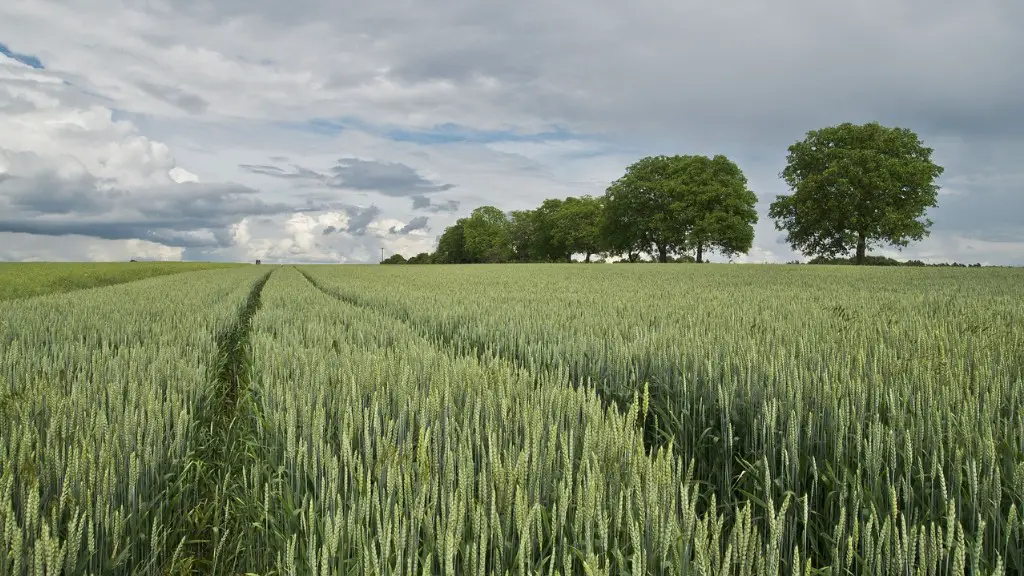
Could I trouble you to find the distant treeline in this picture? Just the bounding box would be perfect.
[384,122,953,265]
[796,256,986,267]
[384,252,990,266]
[387,154,758,265]
[382,250,712,265]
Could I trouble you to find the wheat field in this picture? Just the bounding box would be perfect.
[1,263,1021,574]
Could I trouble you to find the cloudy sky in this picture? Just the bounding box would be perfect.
[1,0,1021,264]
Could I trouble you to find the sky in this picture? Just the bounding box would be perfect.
[0,0,1022,264]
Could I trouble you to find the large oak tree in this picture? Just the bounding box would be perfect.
[673,155,758,262]
[435,218,469,263]
[463,205,513,263]
[602,155,688,262]
[552,195,604,262]
[535,198,572,261]
[509,209,541,262]
[768,122,944,265]
[603,154,757,262]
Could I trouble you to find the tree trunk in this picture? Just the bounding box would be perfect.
[657,244,668,263]
[585,252,592,263]
[696,243,704,263]
[628,252,639,262]
[855,233,867,265]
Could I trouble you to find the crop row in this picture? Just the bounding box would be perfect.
[0,266,269,574]
[296,263,1024,573]
[2,263,1021,574]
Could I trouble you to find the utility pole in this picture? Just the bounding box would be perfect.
[381,247,384,263]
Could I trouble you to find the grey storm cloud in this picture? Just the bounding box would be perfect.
[318,204,382,236]
[342,204,381,235]
[238,164,324,180]
[136,81,210,115]
[411,195,431,210]
[0,162,302,248]
[240,158,455,197]
[188,0,1023,143]
[411,194,460,213]
[389,216,429,235]
[0,220,223,248]
[2,171,123,216]
[328,158,454,196]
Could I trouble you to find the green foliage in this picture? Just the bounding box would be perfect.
[428,154,755,265]
[672,155,758,261]
[603,154,758,262]
[423,125,952,266]
[462,205,514,263]
[507,198,605,263]
[435,218,469,263]
[430,207,516,264]
[381,253,407,264]
[533,198,572,261]
[509,199,573,262]
[0,261,240,301]
[431,152,756,266]
[806,255,985,267]
[554,195,604,261]
[809,254,914,266]
[603,155,686,262]
[509,209,542,262]
[406,252,434,264]
[769,121,945,264]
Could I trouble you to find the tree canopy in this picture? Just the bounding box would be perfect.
[768,122,944,264]
[509,209,541,262]
[435,218,469,263]
[463,206,513,263]
[380,253,407,264]
[671,155,758,262]
[551,196,604,262]
[533,199,571,262]
[603,156,685,262]
[507,197,603,263]
[389,155,758,265]
[603,155,757,262]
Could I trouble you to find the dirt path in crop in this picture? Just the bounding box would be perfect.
[187,268,273,574]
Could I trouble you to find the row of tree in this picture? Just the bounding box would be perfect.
[387,154,759,265]
[383,122,945,265]
[801,256,984,267]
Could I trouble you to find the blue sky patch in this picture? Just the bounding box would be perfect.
[276,117,355,136]
[383,123,577,145]
[281,117,581,145]
[0,41,44,69]
[297,118,348,136]
[110,109,133,123]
